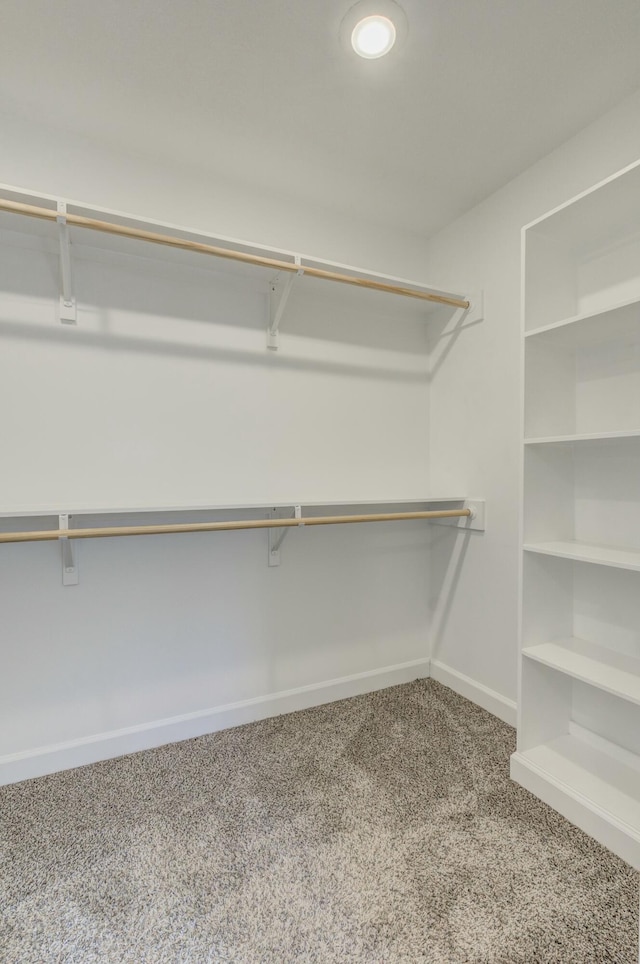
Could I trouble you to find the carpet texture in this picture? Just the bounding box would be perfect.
[0,680,638,963]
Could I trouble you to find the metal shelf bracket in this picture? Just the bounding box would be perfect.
[59,514,79,585]
[57,202,77,324]
[267,256,303,350]
[268,504,302,566]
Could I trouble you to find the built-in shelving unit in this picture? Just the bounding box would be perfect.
[512,158,640,877]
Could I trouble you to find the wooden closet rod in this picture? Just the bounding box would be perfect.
[0,199,469,310]
[0,508,471,544]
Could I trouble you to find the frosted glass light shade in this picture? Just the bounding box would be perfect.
[351,15,396,58]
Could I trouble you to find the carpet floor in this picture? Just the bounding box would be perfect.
[0,680,638,963]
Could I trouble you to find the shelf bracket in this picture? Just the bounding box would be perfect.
[268,504,302,566]
[57,202,77,324]
[267,256,303,350]
[59,514,79,585]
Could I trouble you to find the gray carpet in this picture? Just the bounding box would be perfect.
[0,680,638,963]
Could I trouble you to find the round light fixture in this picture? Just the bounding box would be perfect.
[340,1,407,61]
[351,14,396,58]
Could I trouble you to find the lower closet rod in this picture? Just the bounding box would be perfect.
[0,508,471,544]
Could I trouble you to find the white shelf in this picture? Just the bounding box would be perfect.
[523,540,640,572]
[0,496,468,519]
[525,430,640,445]
[523,638,640,706]
[523,158,640,257]
[0,182,462,313]
[511,729,640,870]
[524,294,640,348]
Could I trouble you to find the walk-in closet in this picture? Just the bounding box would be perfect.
[1,2,640,961]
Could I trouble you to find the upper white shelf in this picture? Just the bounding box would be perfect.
[523,540,640,572]
[523,158,640,258]
[0,496,467,520]
[0,182,468,319]
[524,294,640,348]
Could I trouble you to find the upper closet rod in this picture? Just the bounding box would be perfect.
[0,508,471,544]
[0,199,469,311]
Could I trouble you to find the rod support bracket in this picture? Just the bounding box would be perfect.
[267,257,303,350]
[59,513,79,585]
[429,499,485,532]
[56,202,77,325]
[463,290,484,325]
[268,504,302,566]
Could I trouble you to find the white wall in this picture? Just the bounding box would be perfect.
[425,87,640,705]
[0,110,436,279]
[0,110,447,784]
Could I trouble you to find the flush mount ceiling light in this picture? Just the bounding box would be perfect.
[340,0,407,60]
[351,15,396,58]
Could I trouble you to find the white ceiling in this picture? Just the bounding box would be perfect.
[2,0,640,238]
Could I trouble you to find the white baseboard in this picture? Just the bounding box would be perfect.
[0,657,516,787]
[0,657,430,786]
[430,659,517,727]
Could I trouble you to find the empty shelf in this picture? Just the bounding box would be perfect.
[524,430,640,445]
[514,732,640,833]
[524,294,640,347]
[511,730,640,869]
[523,638,640,706]
[523,541,640,572]
[0,497,468,520]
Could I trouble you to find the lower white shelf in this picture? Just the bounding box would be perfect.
[523,540,640,572]
[523,639,640,706]
[511,728,640,870]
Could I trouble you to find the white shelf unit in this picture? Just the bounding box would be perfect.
[512,159,640,874]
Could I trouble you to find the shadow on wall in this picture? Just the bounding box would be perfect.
[427,523,473,658]
[427,301,485,381]
[0,317,428,386]
[0,228,434,355]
